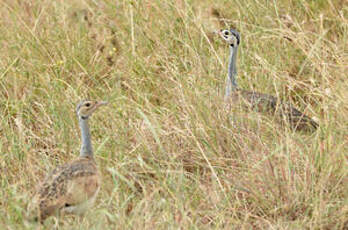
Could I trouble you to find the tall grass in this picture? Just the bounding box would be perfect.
[0,0,346,229]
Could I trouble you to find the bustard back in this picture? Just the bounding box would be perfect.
[218,29,318,132]
[30,100,107,222]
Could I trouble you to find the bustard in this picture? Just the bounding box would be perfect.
[30,100,107,222]
[218,29,318,132]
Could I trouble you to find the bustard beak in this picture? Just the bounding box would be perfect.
[89,101,108,114]
[216,30,227,40]
[96,101,108,107]
[213,30,223,37]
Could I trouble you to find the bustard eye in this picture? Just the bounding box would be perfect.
[224,31,229,36]
[85,103,91,107]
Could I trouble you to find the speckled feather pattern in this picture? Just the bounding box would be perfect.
[33,156,100,222]
[229,89,318,132]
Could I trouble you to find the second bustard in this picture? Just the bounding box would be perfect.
[31,100,107,222]
[218,29,318,132]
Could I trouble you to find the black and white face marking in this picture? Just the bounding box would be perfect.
[219,29,240,47]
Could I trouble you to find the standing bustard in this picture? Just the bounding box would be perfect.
[218,29,318,132]
[31,100,107,222]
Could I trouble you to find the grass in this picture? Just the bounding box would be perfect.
[0,0,347,229]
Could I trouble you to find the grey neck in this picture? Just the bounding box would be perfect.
[225,44,238,99]
[79,117,93,158]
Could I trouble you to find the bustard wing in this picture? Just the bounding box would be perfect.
[235,89,318,131]
[31,156,100,222]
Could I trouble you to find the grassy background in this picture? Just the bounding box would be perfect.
[0,0,347,229]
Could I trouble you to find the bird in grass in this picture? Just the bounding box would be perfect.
[30,100,107,222]
[218,28,318,132]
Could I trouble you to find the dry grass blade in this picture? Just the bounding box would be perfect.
[0,0,346,229]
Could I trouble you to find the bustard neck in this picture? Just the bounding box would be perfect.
[79,117,93,158]
[225,44,238,99]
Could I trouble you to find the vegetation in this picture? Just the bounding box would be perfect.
[0,0,346,229]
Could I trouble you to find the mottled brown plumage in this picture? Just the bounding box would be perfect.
[228,89,318,132]
[219,29,318,132]
[30,100,107,222]
[34,157,100,221]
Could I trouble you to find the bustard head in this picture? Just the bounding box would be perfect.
[219,29,240,47]
[76,100,108,119]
